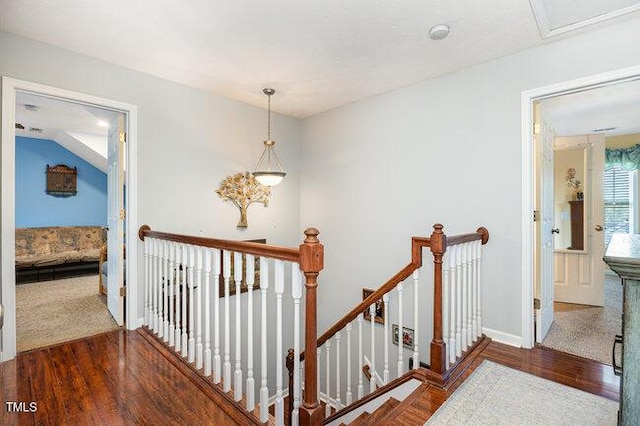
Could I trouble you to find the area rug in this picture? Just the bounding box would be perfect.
[541,275,622,365]
[426,360,618,425]
[16,275,119,352]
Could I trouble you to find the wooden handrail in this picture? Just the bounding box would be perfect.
[138,225,300,262]
[446,227,489,247]
[300,234,432,361]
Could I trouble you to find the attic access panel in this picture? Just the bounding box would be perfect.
[46,164,77,196]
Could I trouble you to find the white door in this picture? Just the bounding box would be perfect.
[535,107,555,343]
[107,113,126,325]
[553,135,606,306]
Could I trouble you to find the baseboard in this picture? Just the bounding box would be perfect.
[137,317,145,328]
[482,327,522,347]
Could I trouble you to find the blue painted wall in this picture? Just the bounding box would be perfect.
[16,137,107,227]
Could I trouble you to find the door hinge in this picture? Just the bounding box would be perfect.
[120,286,126,297]
[533,298,541,309]
[533,210,539,222]
[119,209,126,219]
[119,131,126,143]
[534,121,541,135]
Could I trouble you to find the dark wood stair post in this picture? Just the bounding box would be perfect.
[299,228,324,426]
[429,224,447,375]
[286,348,294,426]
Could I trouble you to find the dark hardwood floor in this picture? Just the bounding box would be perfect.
[1,330,620,426]
[0,329,245,426]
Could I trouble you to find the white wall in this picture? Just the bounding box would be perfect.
[300,17,640,342]
[0,31,303,323]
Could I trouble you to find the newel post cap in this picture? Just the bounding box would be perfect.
[300,228,324,274]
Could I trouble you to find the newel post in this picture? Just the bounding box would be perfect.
[299,228,324,426]
[429,224,447,375]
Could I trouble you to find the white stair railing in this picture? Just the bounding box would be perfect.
[140,226,324,426]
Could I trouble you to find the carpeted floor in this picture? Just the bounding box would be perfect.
[540,275,622,365]
[16,275,119,352]
[426,360,618,425]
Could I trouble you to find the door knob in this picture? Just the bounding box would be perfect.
[595,225,603,232]
[551,228,560,234]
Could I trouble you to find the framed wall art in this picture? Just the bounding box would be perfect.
[392,324,415,350]
[362,288,385,324]
[46,164,77,196]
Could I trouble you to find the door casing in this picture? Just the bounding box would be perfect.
[1,77,139,361]
[521,65,640,348]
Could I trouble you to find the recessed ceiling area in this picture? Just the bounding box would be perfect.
[15,93,118,172]
[540,78,640,137]
[2,1,640,117]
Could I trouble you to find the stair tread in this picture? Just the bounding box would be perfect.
[371,383,433,425]
[358,397,401,426]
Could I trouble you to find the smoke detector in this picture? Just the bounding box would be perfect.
[29,127,43,133]
[429,24,451,41]
[24,104,39,112]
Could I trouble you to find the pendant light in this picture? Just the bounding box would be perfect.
[253,88,286,186]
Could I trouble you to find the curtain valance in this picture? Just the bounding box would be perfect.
[605,144,640,171]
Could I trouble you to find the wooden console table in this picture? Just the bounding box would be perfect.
[603,233,640,425]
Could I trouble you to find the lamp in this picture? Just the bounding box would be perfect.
[253,88,286,186]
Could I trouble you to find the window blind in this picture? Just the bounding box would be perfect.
[604,165,630,246]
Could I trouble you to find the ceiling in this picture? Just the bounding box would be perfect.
[541,78,640,137]
[1,0,639,117]
[15,92,119,172]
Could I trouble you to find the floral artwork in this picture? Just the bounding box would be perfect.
[215,172,270,228]
[565,168,582,190]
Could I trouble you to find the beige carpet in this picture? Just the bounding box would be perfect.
[16,275,119,352]
[426,360,618,425]
[541,275,622,365]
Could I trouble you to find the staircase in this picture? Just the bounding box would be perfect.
[138,222,490,425]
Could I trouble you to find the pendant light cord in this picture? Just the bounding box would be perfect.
[267,92,272,141]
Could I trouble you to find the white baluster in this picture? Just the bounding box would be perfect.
[162,240,169,341]
[413,269,420,369]
[223,250,231,392]
[325,340,331,417]
[477,240,483,338]
[291,264,302,425]
[461,243,468,353]
[157,240,164,338]
[455,245,463,358]
[448,248,457,364]
[471,242,478,341]
[195,246,204,369]
[152,238,159,333]
[233,252,243,401]
[181,244,189,357]
[397,282,404,376]
[204,248,212,376]
[168,242,175,347]
[369,304,376,393]
[275,260,285,425]
[335,331,342,410]
[213,248,222,383]
[442,251,450,369]
[466,243,473,348]
[175,244,182,353]
[246,254,256,412]
[144,237,150,326]
[383,293,390,383]
[188,245,196,363]
[346,322,353,406]
[317,348,321,405]
[259,257,269,423]
[357,314,364,400]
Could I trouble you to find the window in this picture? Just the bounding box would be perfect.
[604,165,631,246]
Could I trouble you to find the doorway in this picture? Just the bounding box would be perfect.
[521,66,640,349]
[1,78,139,361]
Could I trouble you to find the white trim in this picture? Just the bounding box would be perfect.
[482,327,522,348]
[520,65,640,350]
[137,317,146,328]
[529,0,640,39]
[1,77,139,362]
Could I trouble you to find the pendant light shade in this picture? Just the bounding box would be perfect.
[253,88,286,187]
